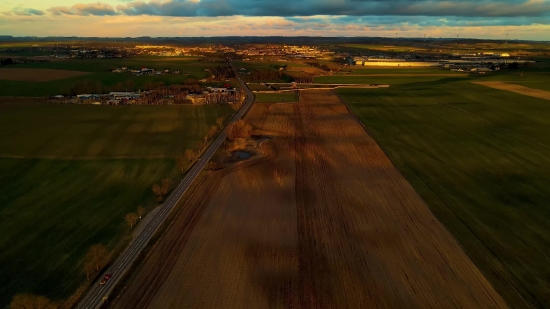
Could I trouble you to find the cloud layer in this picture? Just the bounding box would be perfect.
[1,0,550,39]
[6,0,549,19]
[48,3,117,16]
[49,0,550,18]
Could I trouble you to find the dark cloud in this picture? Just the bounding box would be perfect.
[11,7,44,16]
[34,0,550,29]
[288,14,550,27]
[113,0,550,18]
[48,2,118,16]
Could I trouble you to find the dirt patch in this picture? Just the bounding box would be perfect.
[474,81,550,101]
[113,91,508,309]
[0,68,91,82]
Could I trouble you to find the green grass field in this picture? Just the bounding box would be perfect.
[13,57,209,74]
[255,92,299,103]
[314,75,468,84]
[343,67,448,74]
[316,68,550,92]
[480,70,550,91]
[0,57,213,96]
[0,101,233,305]
[337,81,550,309]
[0,104,231,158]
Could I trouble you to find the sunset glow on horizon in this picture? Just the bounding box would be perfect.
[1,0,550,40]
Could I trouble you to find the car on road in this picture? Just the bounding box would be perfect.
[99,273,113,285]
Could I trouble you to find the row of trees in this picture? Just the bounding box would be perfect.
[125,206,145,230]
[210,65,236,81]
[152,179,172,202]
[177,117,225,173]
[60,76,209,98]
[141,85,195,105]
[249,70,283,81]
[287,74,313,83]
[227,119,253,141]
[306,60,342,72]
[84,204,145,283]
[83,244,110,282]
[1,58,14,66]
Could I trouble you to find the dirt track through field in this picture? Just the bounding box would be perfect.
[115,90,508,309]
[0,68,91,82]
[474,81,550,101]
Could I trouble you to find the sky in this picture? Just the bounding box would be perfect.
[1,0,550,40]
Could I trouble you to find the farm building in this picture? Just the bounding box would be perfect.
[109,92,141,99]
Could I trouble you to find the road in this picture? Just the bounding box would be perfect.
[76,61,254,309]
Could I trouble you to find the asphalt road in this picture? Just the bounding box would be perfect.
[76,62,254,309]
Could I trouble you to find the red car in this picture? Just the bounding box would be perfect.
[99,273,113,285]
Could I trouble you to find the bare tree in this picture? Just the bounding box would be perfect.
[152,183,164,202]
[84,261,95,282]
[227,120,252,141]
[152,179,171,202]
[161,178,171,195]
[185,149,196,163]
[85,244,109,271]
[137,206,146,219]
[196,141,205,154]
[177,155,187,173]
[216,117,224,130]
[125,213,138,229]
[208,125,218,141]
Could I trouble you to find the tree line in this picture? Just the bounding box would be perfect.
[249,70,284,82]
[210,65,236,81]
[286,74,313,83]
[0,58,14,66]
[59,76,209,96]
[248,69,313,83]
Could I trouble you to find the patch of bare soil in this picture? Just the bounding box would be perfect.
[0,68,91,82]
[473,81,550,101]
[113,91,508,309]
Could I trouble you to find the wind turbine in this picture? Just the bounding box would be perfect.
[505,32,509,45]
[456,34,459,45]
[395,33,398,44]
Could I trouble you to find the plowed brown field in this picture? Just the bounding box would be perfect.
[114,90,508,309]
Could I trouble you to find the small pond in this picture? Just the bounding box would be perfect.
[233,151,251,160]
